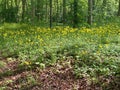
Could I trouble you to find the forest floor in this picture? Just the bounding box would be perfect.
[0,23,120,90]
[0,56,119,90]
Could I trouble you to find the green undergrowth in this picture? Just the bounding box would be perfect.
[0,23,120,88]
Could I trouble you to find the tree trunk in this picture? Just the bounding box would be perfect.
[87,0,93,25]
[92,0,95,22]
[56,0,59,24]
[21,0,26,22]
[36,0,40,21]
[50,0,52,28]
[46,0,48,23]
[63,0,66,25]
[73,0,78,28]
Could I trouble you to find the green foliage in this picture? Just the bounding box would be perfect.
[0,61,6,68]
[0,0,119,26]
[0,23,119,80]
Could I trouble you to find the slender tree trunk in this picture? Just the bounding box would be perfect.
[118,0,120,16]
[14,0,19,22]
[46,0,48,23]
[56,0,59,24]
[1,0,7,22]
[21,0,26,22]
[87,0,93,25]
[92,0,95,22]
[50,0,52,28]
[60,1,62,22]
[63,0,66,25]
[36,0,40,21]
[73,0,78,28]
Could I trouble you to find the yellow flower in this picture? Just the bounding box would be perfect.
[105,44,109,48]
[96,51,100,54]
[82,50,87,55]
[24,61,30,65]
[99,44,102,48]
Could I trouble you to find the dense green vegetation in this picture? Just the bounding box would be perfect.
[0,23,120,89]
[0,0,120,27]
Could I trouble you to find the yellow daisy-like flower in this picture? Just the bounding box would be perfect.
[99,44,102,48]
[24,61,30,65]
